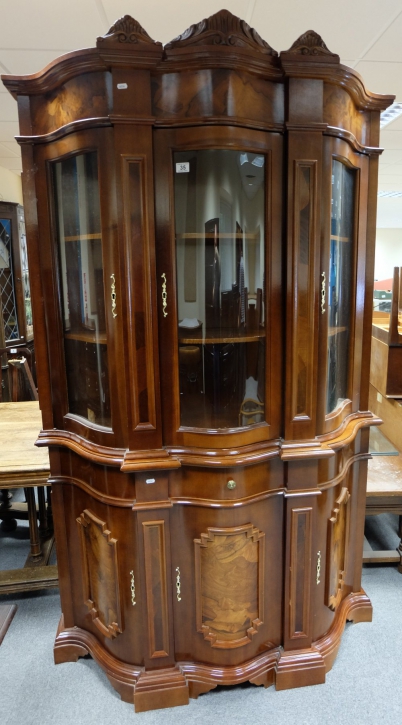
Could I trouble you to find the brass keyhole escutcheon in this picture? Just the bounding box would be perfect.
[227,479,236,490]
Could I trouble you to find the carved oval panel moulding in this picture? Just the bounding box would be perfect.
[194,523,265,649]
[77,509,123,639]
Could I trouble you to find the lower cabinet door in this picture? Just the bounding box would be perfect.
[170,495,284,667]
[61,484,143,666]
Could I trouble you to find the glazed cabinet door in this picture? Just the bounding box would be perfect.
[154,126,283,449]
[318,137,370,435]
[34,129,127,448]
[52,466,144,668]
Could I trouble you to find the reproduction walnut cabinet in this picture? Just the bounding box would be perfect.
[2,10,394,713]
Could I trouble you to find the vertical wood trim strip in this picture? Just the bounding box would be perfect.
[142,520,169,658]
[289,507,313,640]
[122,155,157,431]
[291,160,317,422]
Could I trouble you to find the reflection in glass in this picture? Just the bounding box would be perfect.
[174,150,266,429]
[0,218,19,341]
[326,160,355,414]
[53,152,110,427]
[18,208,33,339]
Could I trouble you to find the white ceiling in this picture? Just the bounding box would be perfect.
[1,0,402,225]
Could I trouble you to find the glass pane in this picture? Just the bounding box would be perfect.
[0,218,19,341]
[174,149,265,429]
[53,152,111,427]
[18,208,33,339]
[326,160,355,415]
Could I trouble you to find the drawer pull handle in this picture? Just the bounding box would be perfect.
[227,479,236,490]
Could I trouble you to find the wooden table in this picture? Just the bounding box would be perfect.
[364,453,402,571]
[0,401,58,594]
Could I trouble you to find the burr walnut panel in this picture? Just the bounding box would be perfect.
[30,72,111,137]
[194,524,264,648]
[76,508,122,639]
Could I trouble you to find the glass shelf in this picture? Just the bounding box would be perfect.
[369,426,399,456]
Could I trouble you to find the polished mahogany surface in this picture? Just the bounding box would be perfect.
[2,9,393,713]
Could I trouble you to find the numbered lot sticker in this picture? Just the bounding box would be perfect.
[176,162,190,173]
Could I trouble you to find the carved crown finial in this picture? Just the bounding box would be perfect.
[284,30,338,58]
[165,8,277,55]
[97,15,160,46]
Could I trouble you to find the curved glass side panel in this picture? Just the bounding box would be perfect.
[53,152,111,427]
[174,149,265,429]
[326,160,355,415]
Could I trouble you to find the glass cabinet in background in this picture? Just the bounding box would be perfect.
[3,9,393,714]
[0,200,34,399]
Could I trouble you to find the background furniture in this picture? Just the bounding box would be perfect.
[0,401,57,595]
[371,266,402,398]
[0,202,35,402]
[2,9,393,713]
[364,428,402,570]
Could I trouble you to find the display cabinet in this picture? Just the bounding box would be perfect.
[2,10,393,713]
[0,201,34,398]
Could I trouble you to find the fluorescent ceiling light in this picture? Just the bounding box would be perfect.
[378,190,402,197]
[380,102,402,128]
[252,156,264,167]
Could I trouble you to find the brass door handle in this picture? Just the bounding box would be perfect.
[321,272,326,315]
[130,570,136,605]
[316,551,321,585]
[176,566,181,601]
[111,274,117,318]
[161,273,168,317]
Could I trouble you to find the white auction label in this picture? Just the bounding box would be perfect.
[176,162,190,173]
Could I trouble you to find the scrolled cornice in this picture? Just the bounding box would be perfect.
[284,30,338,59]
[97,15,162,48]
[165,9,277,56]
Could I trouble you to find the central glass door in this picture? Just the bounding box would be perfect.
[173,149,266,429]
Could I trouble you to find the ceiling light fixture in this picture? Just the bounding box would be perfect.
[378,190,402,197]
[380,102,402,128]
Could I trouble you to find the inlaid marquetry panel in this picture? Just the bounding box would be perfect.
[292,160,317,423]
[326,487,351,610]
[142,520,170,658]
[194,524,264,649]
[76,509,122,639]
[289,507,313,640]
[122,156,157,432]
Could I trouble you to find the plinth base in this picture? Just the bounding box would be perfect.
[54,590,372,712]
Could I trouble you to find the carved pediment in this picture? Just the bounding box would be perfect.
[97,15,162,47]
[165,9,277,56]
[284,30,338,59]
